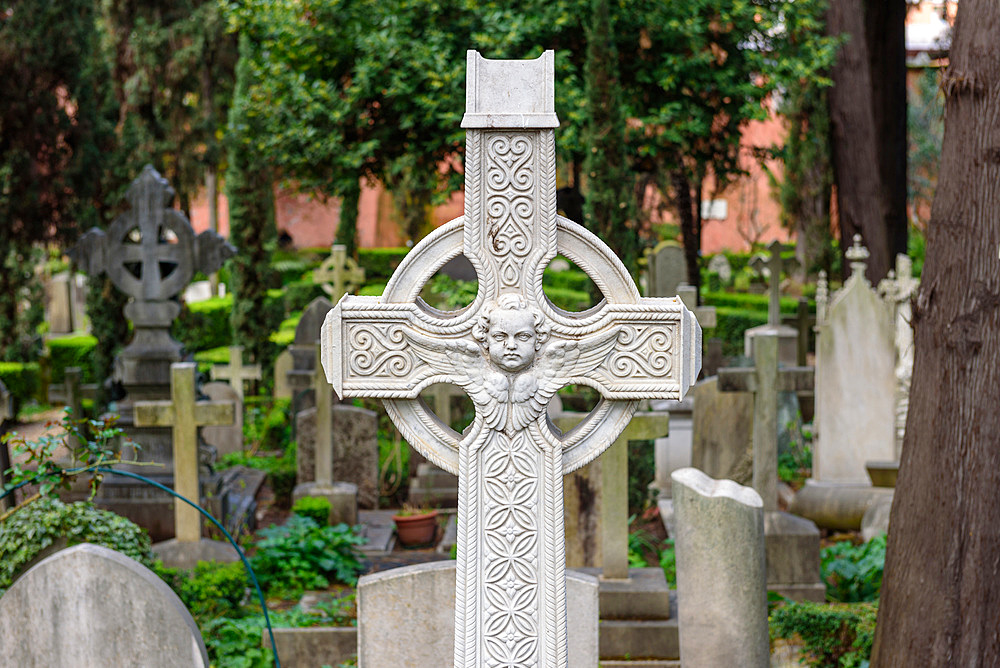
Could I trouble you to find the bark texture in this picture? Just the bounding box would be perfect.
[871,1,1000,664]
[827,0,891,282]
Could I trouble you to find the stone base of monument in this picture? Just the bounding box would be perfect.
[572,567,679,662]
[407,462,459,507]
[262,626,357,668]
[153,538,240,570]
[356,561,599,667]
[789,480,895,531]
[861,495,893,541]
[292,481,358,525]
[866,460,899,487]
[92,472,179,542]
[765,511,826,603]
[744,324,798,365]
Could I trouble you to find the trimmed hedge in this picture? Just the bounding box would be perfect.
[359,248,409,281]
[174,296,233,352]
[46,334,98,384]
[0,361,41,410]
[283,280,325,314]
[704,307,768,358]
[703,291,814,315]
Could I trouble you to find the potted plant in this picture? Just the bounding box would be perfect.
[392,504,439,547]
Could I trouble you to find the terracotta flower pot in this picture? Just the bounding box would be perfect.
[392,510,439,547]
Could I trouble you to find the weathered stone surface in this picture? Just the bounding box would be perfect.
[707,254,732,283]
[265,626,356,668]
[313,244,365,302]
[46,271,74,333]
[644,241,686,298]
[650,397,691,500]
[790,481,894,531]
[764,511,823,595]
[274,348,294,400]
[210,345,262,401]
[0,544,208,667]
[295,297,334,345]
[322,50,700,668]
[296,404,379,509]
[861,494,893,542]
[357,561,599,667]
[153,537,240,570]
[691,377,753,484]
[291,481,358,525]
[671,468,767,668]
[201,381,244,457]
[815,236,895,484]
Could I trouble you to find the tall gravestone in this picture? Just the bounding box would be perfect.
[743,240,798,365]
[321,51,701,667]
[69,165,234,539]
[288,297,334,410]
[644,241,687,298]
[791,237,896,530]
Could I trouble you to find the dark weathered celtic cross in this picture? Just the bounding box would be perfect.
[322,52,701,668]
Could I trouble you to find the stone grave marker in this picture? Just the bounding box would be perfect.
[791,237,897,531]
[650,396,692,502]
[296,403,378,510]
[744,240,798,364]
[292,345,358,524]
[323,51,701,668]
[273,348,294,400]
[201,381,244,458]
[314,243,365,302]
[718,333,824,601]
[676,283,716,329]
[47,366,99,421]
[321,50,700,667]
[288,296,335,409]
[690,376,754,484]
[69,165,234,540]
[134,362,239,567]
[45,271,75,333]
[707,253,733,284]
[644,240,687,297]
[703,337,725,376]
[877,253,918,460]
[672,468,767,668]
[0,544,209,667]
[210,345,262,400]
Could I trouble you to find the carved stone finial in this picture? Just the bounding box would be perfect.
[816,270,828,325]
[845,234,870,278]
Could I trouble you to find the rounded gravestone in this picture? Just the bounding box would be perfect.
[0,543,208,667]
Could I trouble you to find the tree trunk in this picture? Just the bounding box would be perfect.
[871,2,1000,664]
[335,178,360,257]
[673,170,701,293]
[826,0,891,283]
[866,0,908,260]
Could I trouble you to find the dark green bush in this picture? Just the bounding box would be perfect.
[175,296,233,352]
[46,335,97,384]
[0,497,154,592]
[703,290,813,315]
[770,601,877,667]
[243,397,292,452]
[218,441,296,509]
[703,307,768,358]
[821,534,886,603]
[0,361,41,410]
[249,515,365,598]
[358,248,409,281]
[155,559,250,620]
[292,496,332,526]
[543,266,592,293]
[284,279,325,314]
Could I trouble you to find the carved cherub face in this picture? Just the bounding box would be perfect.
[473,294,549,373]
[487,308,538,373]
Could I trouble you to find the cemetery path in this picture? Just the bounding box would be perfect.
[9,408,70,465]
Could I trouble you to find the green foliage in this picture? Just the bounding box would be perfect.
[627,439,655,513]
[0,248,45,362]
[358,248,410,281]
[284,279,326,314]
[821,534,886,603]
[704,307,768,358]
[292,496,332,527]
[426,275,479,311]
[175,296,233,352]
[702,291,813,315]
[0,362,41,411]
[778,441,812,485]
[907,67,944,232]
[86,276,129,407]
[155,559,250,620]
[243,397,292,453]
[0,497,154,592]
[249,515,366,598]
[659,539,676,588]
[219,443,296,509]
[770,601,877,667]
[47,334,99,384]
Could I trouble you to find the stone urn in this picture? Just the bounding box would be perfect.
[393,509,439,547]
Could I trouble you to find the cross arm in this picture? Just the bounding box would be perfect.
[134,401,235,427]
[717,366,814,393]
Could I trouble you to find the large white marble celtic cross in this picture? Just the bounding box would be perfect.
[322,51,701,668]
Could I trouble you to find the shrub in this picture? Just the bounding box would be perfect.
[821,534,886,603]
[770,600,877,667]
[175,296,233,352]
[703,307,768,358]
[155,559,250,620]
[702,290,813,315]
[0,361,41,410]
[358,248,409,281]
[243,397,292,452]
[292,496,332,526]
[218,441,296,509]
[659,539,676,588]
[249,515,366,598]
[284,279,325,314]
[0,498,154,592]
[543,265,592,293]
[46,334,98,384]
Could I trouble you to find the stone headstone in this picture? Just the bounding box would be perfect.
[273,348,294,400]
[691,377,753,484]
[707,254,733,284]
[814,236,895,484]
[644,241,687,297]
[0,543,209,667]
[46,271,75,334]
[201,381,244,457]
[314,244,365,302]
[357,561,599,668]
[672,468,768,668]
[183,280,215,303]
[744,240,798,365]
[321,50,701,667]
[296,403,379,509]
[650,397,692,501]
[289,297,335,405]
[296,297,335,346]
